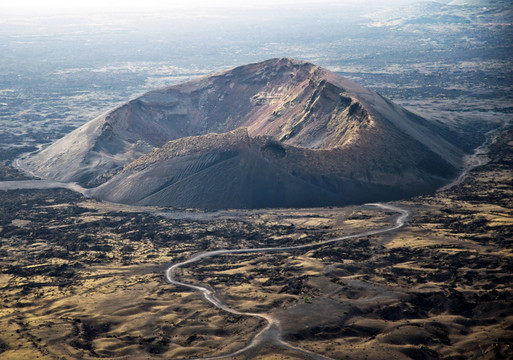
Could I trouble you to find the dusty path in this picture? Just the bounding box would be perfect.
[8,152,92,196]
[165,203,409,360]
[437,125,506,192]
[0,178,91,195]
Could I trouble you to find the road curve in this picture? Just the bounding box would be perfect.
[437,124,507,193]
[165,203,409,360]
[10,151,92,197]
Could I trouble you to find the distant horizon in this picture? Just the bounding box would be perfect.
[2,0,446,16]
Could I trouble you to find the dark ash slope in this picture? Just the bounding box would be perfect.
[20,58,463,209]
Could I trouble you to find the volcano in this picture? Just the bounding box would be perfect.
[20,58,462,209]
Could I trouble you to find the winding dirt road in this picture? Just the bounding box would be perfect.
[437,125,505,192]
[9,152,91,196]
[165,203,409,360]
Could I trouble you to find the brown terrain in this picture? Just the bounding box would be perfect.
[0,121,511,359]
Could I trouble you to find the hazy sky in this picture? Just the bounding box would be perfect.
[4,0,425,15]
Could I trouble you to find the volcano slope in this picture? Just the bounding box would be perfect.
[19,58,463,209]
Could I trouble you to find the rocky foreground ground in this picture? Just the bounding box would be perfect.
[0,128,511,359]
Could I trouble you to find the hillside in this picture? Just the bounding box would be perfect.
[19,58,464,209]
